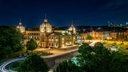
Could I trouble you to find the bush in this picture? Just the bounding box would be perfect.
[9,61,21,71]
[18,54,49,72]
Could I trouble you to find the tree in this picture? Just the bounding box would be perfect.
[54,43,128,72]
[78,43,92,56]
[79,43,128,72]
[18,54,49,72]
[54,60,81,72]
[26,39,38,51]
[0,26,23,58]
[86,34,92,40]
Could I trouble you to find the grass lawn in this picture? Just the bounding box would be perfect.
[9,61,22,71]
[104,41,128,55]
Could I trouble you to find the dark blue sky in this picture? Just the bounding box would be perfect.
[0,0,128,27]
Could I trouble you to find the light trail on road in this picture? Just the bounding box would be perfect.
[0,58,24,72]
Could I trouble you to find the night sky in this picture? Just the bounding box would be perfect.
[0,0,128,27]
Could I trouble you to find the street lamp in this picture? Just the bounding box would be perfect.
[48,47,51,53]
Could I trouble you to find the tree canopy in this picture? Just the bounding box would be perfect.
[54,43,128,72]
[86,34,92,40]
[26,39,38,51]
[54,60,81,72]
[18,54,49,72]
[0,26,23,58]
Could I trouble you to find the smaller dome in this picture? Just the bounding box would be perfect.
[19,22,22,25]
[44,19,48,23]
[68,24,75,31]
[17,21,25,33]
[68,24,76,34]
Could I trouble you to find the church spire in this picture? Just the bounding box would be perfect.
[19,19,21,22]
[44,13,48,23]
[19,19,22,25]
[71,20,74,27]
[45,13,47,19]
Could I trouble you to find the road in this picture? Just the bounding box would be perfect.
[35,45,79,54]
[89,40,101,47]
[42,48,78,69]
[0,58,24,72]
[0,40,100,72]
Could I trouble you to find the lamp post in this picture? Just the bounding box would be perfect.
[48,47,51,53]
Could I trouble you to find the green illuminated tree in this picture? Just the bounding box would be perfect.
[26,39,38,51]
[18,54,49,72]
[78,43,92,55]
[86,34,92,40]
[0,26,23,59]
[54,60,81,72]
[54,43,128,72]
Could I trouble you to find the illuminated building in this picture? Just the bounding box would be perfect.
[80,26,128,41]
[17,18,77,48]
[17,20,25,33]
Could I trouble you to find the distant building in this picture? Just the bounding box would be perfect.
[79,26,128,41]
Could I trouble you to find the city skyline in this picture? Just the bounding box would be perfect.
[0,0,128,27]
[1,0,128,71]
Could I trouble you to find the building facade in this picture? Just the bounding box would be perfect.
[80,26,128,41]
[17,18,77,48]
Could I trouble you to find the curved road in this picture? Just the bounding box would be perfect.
[0,40,100,72]
[0,58,24,72]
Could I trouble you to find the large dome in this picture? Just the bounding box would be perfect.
[40,19,52,33]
